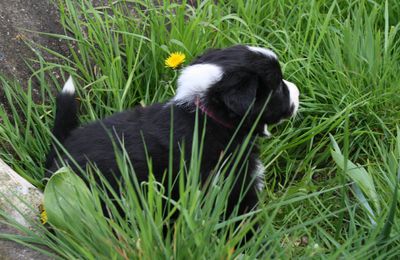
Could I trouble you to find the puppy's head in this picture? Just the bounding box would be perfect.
[173,45,299,134]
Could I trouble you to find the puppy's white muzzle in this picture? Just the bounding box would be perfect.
[283,80,300,116]
[262,80,300,137]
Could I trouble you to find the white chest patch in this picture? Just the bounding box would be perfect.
[253,159,266,191]
[173,63,223,105]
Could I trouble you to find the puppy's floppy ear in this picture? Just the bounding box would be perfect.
[219,71,259,116]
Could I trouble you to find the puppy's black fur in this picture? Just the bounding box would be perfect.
[45,45,298,219]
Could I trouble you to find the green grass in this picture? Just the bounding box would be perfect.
[1,0,400,258]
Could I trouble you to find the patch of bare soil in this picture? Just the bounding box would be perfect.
[0,0,68,110]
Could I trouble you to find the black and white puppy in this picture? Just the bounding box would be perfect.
[45,45,299,217]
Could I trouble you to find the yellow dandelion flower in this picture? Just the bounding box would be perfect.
[165,52,186,69]
[39,204,48,225]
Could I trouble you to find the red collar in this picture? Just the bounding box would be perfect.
[194,97,234,129]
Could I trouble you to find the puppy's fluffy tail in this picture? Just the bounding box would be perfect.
[51,76,79,142]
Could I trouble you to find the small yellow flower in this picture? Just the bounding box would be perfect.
[39,204,48,225]
[14,33,26,41]
[165,52,186,69]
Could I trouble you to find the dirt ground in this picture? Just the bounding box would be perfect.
[0,0,68,111]
[0,0,66,258]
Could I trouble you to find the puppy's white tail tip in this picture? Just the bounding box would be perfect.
[62,76,75,94]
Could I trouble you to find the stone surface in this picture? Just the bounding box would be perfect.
[0,159,43,228]
[0,159,50,260]
[0,223,53,260]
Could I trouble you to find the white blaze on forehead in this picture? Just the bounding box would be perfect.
[62,76,75,94]
[173,63,223,104]
[247,46,278,60]
[283,79,300,115]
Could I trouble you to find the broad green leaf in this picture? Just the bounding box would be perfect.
[378,165,400,244]
[43,167,100,232]
[330,135,380,213]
